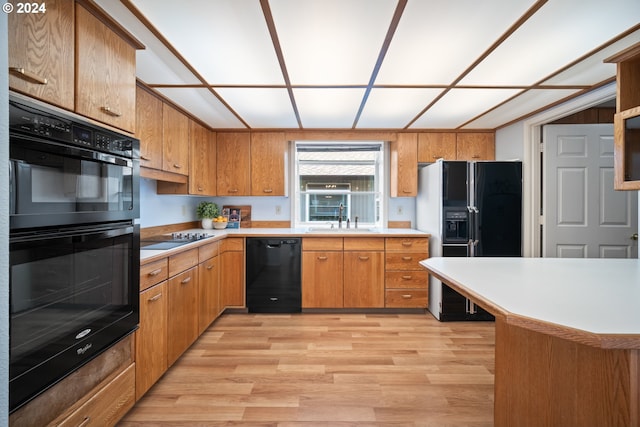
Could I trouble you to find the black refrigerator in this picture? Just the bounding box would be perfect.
[417,160,522,321]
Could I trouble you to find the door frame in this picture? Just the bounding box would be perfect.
[522,83,618,257]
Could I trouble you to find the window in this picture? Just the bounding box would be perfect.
[294,142,384,228]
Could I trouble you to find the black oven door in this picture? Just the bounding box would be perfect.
[9,134,139,230]
[9,222,139,412]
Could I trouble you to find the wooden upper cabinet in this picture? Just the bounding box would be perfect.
[217,132,251,196]
[162,103,190,176]
[456,133,495,161]
[136,85,163,170]
[418,133,456,163]
[75,3,136,132]
[8,0,74,110]
[390,133,418,197]
[189,121,216,195]
[251,132,287,196]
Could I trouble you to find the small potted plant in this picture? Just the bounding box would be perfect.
[196,201,219,230]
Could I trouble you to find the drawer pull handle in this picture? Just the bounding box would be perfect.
[402,275,412,280]
[358,256,369,261]
[402,294,412,299]
[198,186,203,191]
[140,155,151,161]
[78,416,91,427]
[173,163,182,169]
[148,269,162,277]
[402,189,412,193]
[10,67,48,85]
[181,277,192,284]
[263,188,273,193]
[472,154,480,159]
[402,256,413,261]
[401,241,413,247]
[229,188,239,193]
[100,106,122,117]
[317,256,328,260]
[148,293,162,302]
[206,265,214,270]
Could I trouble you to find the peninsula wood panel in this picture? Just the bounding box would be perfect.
[8,0,75,110]
[217,132,251,196]
[162,103,190,175]
[251,132,287,196]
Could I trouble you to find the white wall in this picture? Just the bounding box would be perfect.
[1,11,11,426]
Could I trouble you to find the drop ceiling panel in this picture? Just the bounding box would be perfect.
[156,88,245,129]
[214,88,298,128]
[376,0,537,85]
[463,89,581,129]
[293,88,365,128]
[410,88,522,129]
[460,0,640,86]
[269,0,397,85]
[130,0,284,85]
[357,88,443,128]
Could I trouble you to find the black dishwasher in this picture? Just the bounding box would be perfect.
[246,238,301,313]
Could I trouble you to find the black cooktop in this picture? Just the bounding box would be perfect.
[141,232,213,250]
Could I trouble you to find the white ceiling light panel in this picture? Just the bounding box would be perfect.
[357,88,443,128]
[293,88,365,128]
[376,0,537,85]
[269,0,397,85]
[460,0,640,86]
[156,88,246,128]
[410,88,521,129]
[131,0,284,85]
[214,88,298,128]
[463,89,581,129]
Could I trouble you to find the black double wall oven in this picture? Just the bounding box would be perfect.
[8,95,140,412]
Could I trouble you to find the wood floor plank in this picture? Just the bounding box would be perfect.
[120,313,495,426]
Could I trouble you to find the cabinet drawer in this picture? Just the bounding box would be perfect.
[220,237,244,252]
[385,290,428,308]
[303,237,343,251]
[385,237,429,253]
[343,237,384,251]
[199,241,219,263]
[385,271,428,289]
[57,363,135,427]
[169,248,199,277]
[385,253,428,271]
[140,258,168,291]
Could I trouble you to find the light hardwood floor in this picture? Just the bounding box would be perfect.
[120,313,495,426]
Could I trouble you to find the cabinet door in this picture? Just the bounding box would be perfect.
[417,133,457,162]
[220,250,245,307]
[190,121,217,195]
[162,103,190,176]
[167,268,198,367]
[302,251,344,308]
[217,132,251,196]
[390,133,418,197]
[456,133,495,161]
[251,132,286,196]
[198,256,219,334]
[343,251,384,308]
[136,281,167,400]
[136,86,163,170]
[75,4,136,132]
[8,0,74,110]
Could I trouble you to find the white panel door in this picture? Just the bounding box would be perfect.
[543,124,638,258]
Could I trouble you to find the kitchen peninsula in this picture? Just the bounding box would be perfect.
[420,257,640,427]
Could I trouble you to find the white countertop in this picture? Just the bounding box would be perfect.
[420,257,640,335]
[141,227,428,261]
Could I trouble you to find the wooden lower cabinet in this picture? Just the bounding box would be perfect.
[343,238,385,308]
[198,255,220,334]
[136,281,167,400]
[167,267,199,367]
[219,238,245,307]
[57,364,135,427]
[302,251,344,308]
[385,237,429,308]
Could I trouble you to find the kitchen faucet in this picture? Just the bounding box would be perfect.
[338,203,344,228]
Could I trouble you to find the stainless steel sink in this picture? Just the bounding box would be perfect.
[305,227,380,233]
